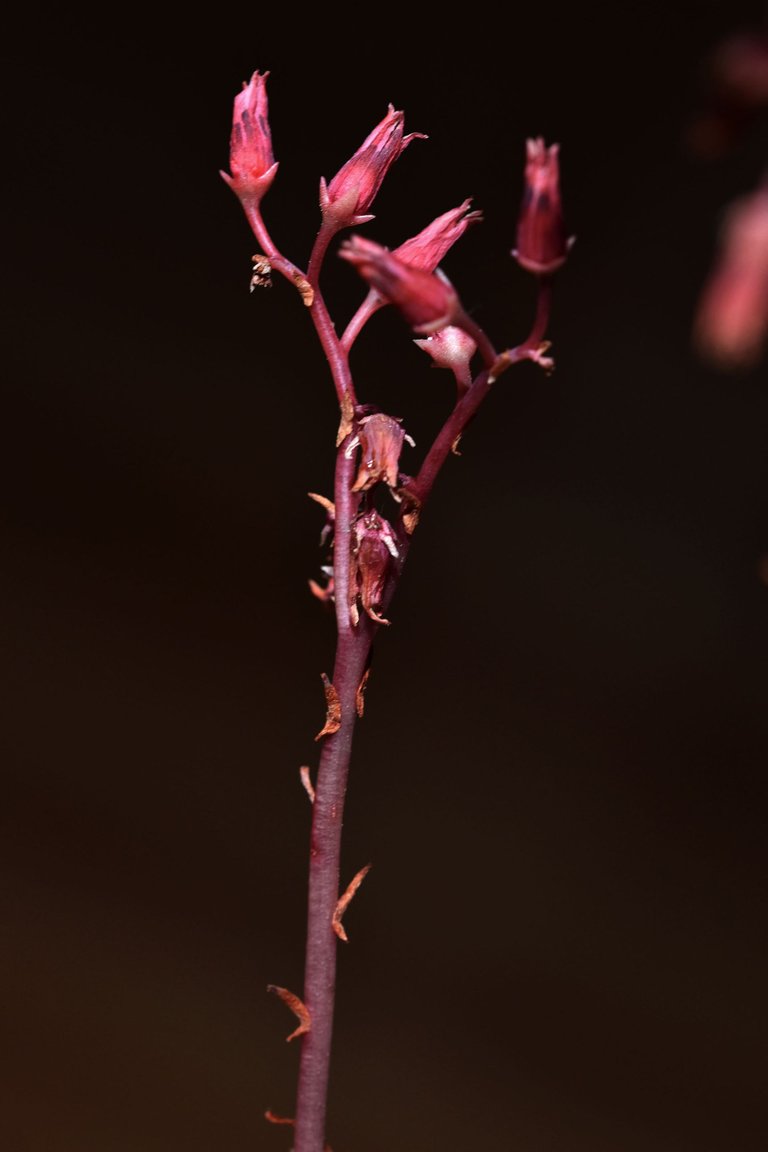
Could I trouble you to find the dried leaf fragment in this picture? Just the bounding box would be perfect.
[293,272,315,307]
[527,340,555,373]
[398,486,422,535]
[336,391,355,447]
[488,349,511,384]
[266,984,311,1042]
[307,491,336,516]
[309,576,334,603]
[300,764,315,803]
[332,864,372,942]
[250,253,273,290]
[265,1110,294,1126]
[355,668,370,718]
[315,673,342,740]
[402,506,420,534]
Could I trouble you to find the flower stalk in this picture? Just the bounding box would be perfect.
[222,75,571,1152]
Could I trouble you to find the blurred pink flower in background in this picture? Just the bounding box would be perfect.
[694,181,768,369]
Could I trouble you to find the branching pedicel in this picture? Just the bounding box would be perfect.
[221,71,573,1152]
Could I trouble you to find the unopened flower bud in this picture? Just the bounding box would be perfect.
[347,413,414,493]
[393,199,483,271]
[339,235,461,334]
[413,325,477,392]
[513,138,572,276]
[320,105,425,229]
[220,71,279,204]
[341,202,481,348]
[350,510,399,626]
[694,182,768,368]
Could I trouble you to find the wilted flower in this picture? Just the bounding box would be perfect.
[339,235,461,333]
[413,325,477,392]
[220,71,278,203]
[347,413,414,493]
[350,510,399,626]
[694,182,768,368]
[513,138,572,276]
[320,105,425,229]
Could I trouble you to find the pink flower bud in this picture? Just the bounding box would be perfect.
[340,202,481,349]
[350,510,399,626]
[339,235,461,334]
[513,138,571,276]
[393,199,483,271]
[694,183,768,368]
[320,105,425,228]
[221,71,279,203]
[413,325,477,391]
[347,413,414,493]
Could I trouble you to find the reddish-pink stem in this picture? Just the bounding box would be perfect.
[411,276,553,508]
[293,444,375,1152]
[241,194,555,1151]
[341,289,384,353]
[291,224,369,1152]
[308,295,358,415]
[240,198,306,285]
[306,223,358,413]
[242,205,357,416]
[292,610,376,1152]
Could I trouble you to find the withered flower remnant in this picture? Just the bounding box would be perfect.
[694,182,768,368]
[350,510,399,626]
[347,413,415,494]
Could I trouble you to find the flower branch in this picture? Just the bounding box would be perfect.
[221,70,572,1152]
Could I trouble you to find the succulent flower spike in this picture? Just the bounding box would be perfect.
[220,71,279,205]
[350,510,399,626]
[339,235,462,334]
[320,105,426,229]
[513,138,573,276]
[346,413,415,494]
[222,68,564,1152]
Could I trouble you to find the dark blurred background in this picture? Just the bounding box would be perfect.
[3,2,768,1149]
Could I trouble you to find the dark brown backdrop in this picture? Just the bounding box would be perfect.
[3,3,768,1149]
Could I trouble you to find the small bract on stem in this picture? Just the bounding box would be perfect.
[221,69,572,1152]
